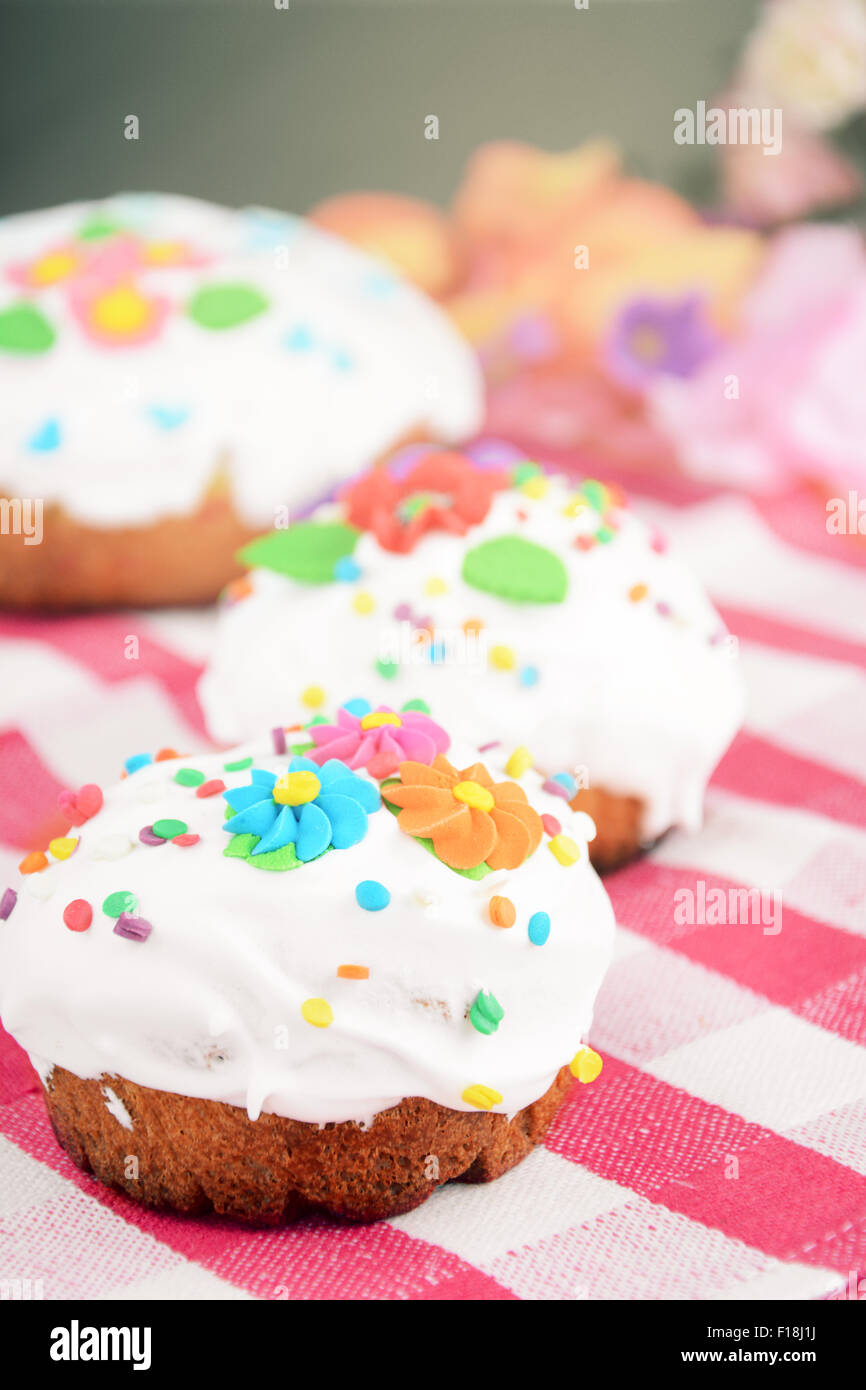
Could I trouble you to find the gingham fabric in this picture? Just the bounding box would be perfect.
[1,444,864,1301]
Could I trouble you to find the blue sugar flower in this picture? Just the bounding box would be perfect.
[222,757,380,864]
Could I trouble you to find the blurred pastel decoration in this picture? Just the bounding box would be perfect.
[649,225,866,492]
[603,294,720,390]
[308,192,462,298]
[740,0,866,132]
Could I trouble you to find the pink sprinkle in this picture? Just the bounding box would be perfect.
[650,530,668,554]
[541,813,562,836]
[196,778,226,799]
[114,913,153,942]
[479,740,501,753]
[173,833,200,847]
[271,726,287,755]
[139,825,166,846]
[0,887,17,921]
[542,778,570,801]
[656,601,672,617]
[394,602,412,622]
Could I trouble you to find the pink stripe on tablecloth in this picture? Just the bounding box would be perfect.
[713,732,866,830]
[547,1057,866,1272]
[0,614,208,738]
[718,603,866,670]
[0,728,69,849]
[0,1025,39,1105]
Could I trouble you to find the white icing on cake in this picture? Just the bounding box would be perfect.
[199,462,744,841]
[0,194,482,527]
[0,736,614,1125]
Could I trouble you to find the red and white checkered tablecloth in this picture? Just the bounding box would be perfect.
[1,448,865,1301]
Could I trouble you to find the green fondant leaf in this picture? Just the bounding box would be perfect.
[238,521,361,584]
[380,784,490,879]
[462,535,568,605]
[0,302,56,355]
[245,842,302,872]
[187,283,269,330]
[223,832,258,859]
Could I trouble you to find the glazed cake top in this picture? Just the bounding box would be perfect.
[0,194,482,528]
[0,714,614,1126]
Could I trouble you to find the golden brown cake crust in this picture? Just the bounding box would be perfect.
[42,1062,573,1225]
[572,785,646,874]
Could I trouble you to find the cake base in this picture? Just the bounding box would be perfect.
[571,786,646,874]
[42,1062,572,1224]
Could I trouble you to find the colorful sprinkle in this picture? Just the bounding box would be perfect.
[154,748,182,762]
[656,600,672,617]
[512,461,541,486]
[114,913,153,943]
[401,698,431,714]
[89,834,133,861]
[196,779,226,799]
[570,1046,603,1083]
[0,888,18,920]
[549,835,580,866]
[462,617,484,635]
[63,899,92,933]
[375,658,398,680]
[520,475,549,500]
[595,526,614,544]
[352,591,375,615]
[19,851,47,875]
[505,746,533,779]
[355,879,390,912]
[337,964,369,980]
[462,1084,503,1111]
[224,756,253,772]
[102,890,138,919]
[57,783,103,826]
[48,836,78,861]
[490,644,516,671]
[334,556,361,582]
[124,753,153,774]
[301,997,333,1028]
[541,813,562,837]
[393,602,413,621]
[151,818,188,841]
[488,895,516,928]
[139,825,166,847]
[582,479,608,511]
[542,779,570,802]
[424,576,448,596]
[528,910,551,945]
[271,726,287,755]
[519,665,539,687]
[26,873,55,902]
[301,685,326,709]
[629,583,649,603]
[174,768,206,788]
[478,740,501,753]
[553,772,577,795]
[172,833,200,848]
[575,534,595,551]
[469,990,505,1036]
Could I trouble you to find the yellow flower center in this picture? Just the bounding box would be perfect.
[453,780,494,812]
[32,250,79,286]
[630,326,664,363]
[273,771,321,806]
[90,285,152,334]
[360,711,402,730]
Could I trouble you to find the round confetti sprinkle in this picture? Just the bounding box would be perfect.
[174,768,206,788]
[505,746,533,778]
[541,813,562,837]
[271,726,287,755]
[490,644,516,671]
[0,888,17,920]
[518,665,539,687]
[528,911,551,945]
[102,890,138,919]
[89,834,133,861]
[469,990,505,1036]
[520,476,548,500]
[393,602,412,621]
[114,913,153,943]
[337,964,370,980]
[48,836,78,861]
[462,1084,503,1111]
[570,1046,603,1083]
[629,583,648,603]
[19,851,47,875]
[656,600,672,617]
[301,997,333,1029]
[424,576,448,596]
[139,825,166,847]
[195,779,225,799]
[548,835,580,866]
[334,555,361,582]
[375,658,398,680]
[595,526,614,544]
[462,617,484,635]
[582,479,608,511]
[352,592,375,615]
[301,685,326,709]
[488,895,516,928]
[224,755,253,772]
[172,833,200,848]
[154,747,181,762]
[575,534,595,551]
[355,880,390,912]
[63,899,92,933]
[152,818,188,841]
[26,873,55,902]
[512,462,540,486]
[124,753,153,774]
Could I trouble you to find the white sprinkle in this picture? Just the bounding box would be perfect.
[88,834,133,861]
[25,871,56,901]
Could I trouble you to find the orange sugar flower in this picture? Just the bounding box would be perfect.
[382,755,543,871]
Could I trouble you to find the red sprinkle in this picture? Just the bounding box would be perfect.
[576,534,595,551]
[172,833,200,847]
[196,778,226,799]
[63,899,93,933]
[57,783,103,827]
[541,813,562,837]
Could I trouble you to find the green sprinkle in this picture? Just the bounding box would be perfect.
[103,890,138,919]
[512,461,541,486]
[401,698,431,714]
[152,818,188,841]
[174,768,206,787]
[224,756,253,772]
[307,714,329,726]
[376,658,398,681]
[469,990,505,1035]
[595,526,614,544]
[582,479,607,511]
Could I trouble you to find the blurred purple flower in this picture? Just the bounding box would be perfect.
[603,294,719,390]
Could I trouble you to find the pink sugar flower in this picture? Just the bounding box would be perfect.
[308,703,450,780]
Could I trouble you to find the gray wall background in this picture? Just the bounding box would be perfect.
[1,0,760,218]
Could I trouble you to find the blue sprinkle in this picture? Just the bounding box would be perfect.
[124,752,153,774]
[334,556,361,582]
[285,324,315,352]
[553,772,576,796]
[519,665,539,687]
[428,640,447,664]
[331,347,354,372]
[29,418,61,452]
[355,879,390,912]
[148,405,189,431]
[343,697,372,718]
[364,270,399,298]
[528,911,551,946]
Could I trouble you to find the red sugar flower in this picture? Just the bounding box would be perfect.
[341,450,508,554]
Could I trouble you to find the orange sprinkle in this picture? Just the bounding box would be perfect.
[19,851,48,875]
[337,964,370,980]
[154,747,182,762]
[629,583,648,603]
[489,895,516,928]
[463,618,484,635]
[224,576,253,603]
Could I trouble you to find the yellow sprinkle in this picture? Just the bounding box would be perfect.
[360,711,402,730]
[301,998,333,1029]
[570,1047,603,1084]
[273,771,321,806]
[505,746,533,779]
[352,591,375,615]
[629,583,649,603]
[424,576,448,596]
[453,779,495,813]
[562,493,589,517]
[301,684,326,709]
[490,644,516,671]
[549,834,580,866]
[48,836,78,861]
[521,476,549,500]
[462,1084,503,1111]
